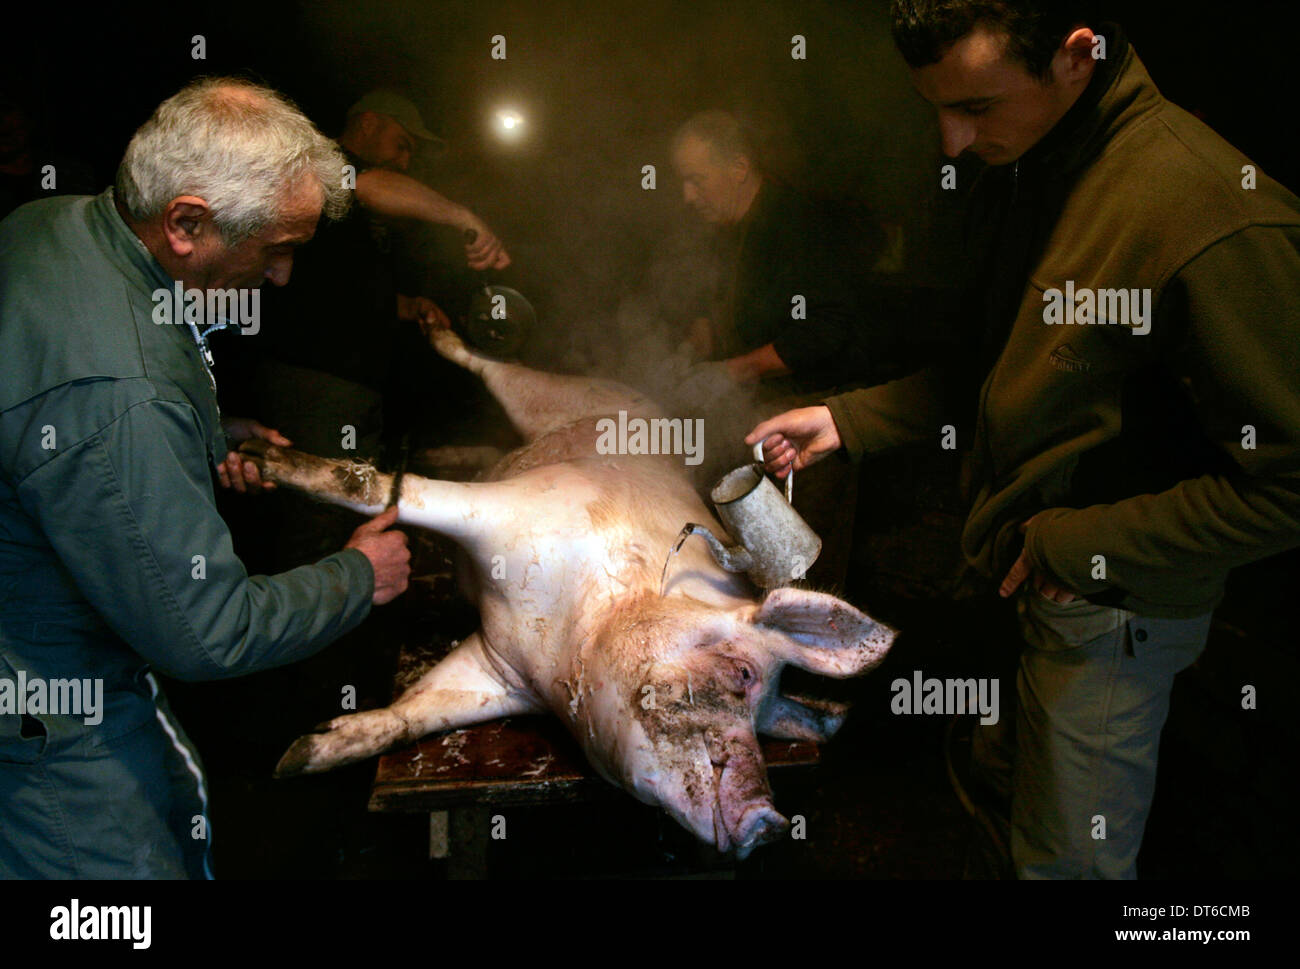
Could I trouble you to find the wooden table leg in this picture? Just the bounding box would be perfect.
[429,811,450,860]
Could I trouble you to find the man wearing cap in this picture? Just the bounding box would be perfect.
[252,89,510,476]
[342,90,509,272]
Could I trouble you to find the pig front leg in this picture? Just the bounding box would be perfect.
[428,328,663,441]
[275,634,543,776]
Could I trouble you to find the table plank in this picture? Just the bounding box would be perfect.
[369,713,820,811]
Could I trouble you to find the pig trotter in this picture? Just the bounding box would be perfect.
[275,636,542,777]
[430,323,662,442]
[428,327,481,373]
[275,709,413,777]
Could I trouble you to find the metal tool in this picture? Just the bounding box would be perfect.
[460,229,533,356]
[386,432,411,509]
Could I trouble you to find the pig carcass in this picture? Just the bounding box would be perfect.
[243,329,895,858]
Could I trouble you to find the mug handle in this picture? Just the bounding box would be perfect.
[752,440,794,504]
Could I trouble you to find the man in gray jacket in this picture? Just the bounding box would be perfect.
[0,78,411,878]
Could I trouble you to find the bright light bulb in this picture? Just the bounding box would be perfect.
[495,109,524,139]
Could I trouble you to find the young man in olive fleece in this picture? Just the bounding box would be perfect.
[748,2,1300,878]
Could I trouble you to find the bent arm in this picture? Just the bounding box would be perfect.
[354,168,474,230]
[14,393,374,681]
[1027,226,1300,609]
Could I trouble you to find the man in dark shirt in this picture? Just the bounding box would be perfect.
[669,111,876,591]
[748,2,1300,878]
[670,110,872,395]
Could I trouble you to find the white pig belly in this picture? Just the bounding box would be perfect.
[473,515,748,693]
[473,527,652,685]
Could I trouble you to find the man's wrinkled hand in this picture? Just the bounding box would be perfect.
[999,516,1077,602]
[462,215,511,271]
[345,506,411,605]
[218,419,292,494]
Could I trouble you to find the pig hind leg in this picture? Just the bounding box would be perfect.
[429,328,662,441]
[275,634,541,776]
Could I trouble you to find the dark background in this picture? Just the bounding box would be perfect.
[5,0,1298,371]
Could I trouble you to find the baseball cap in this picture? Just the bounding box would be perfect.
[346,90,446,148]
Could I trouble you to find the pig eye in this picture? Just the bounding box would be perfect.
[717,659,756,696]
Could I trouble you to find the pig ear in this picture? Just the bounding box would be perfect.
[750,588,895,677]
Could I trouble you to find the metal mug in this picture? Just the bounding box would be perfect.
[674,442,822,589]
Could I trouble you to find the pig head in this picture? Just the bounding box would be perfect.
[575,588,892,857]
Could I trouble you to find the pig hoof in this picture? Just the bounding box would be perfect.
[273,710,412,778]
[274,735,323,777]
[274,725,358,776]
[237,438,273,457]
[429,328,472,366]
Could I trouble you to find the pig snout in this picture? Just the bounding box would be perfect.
[726,804,787,860]
[709,727,788,858]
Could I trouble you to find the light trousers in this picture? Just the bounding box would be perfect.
[969,590,1211,879]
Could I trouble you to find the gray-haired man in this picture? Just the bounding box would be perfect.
[0,77,411,878]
